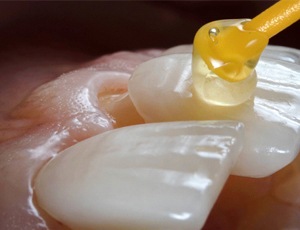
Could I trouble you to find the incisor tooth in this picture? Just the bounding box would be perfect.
[128,46,300,178]
[34,121,243,230]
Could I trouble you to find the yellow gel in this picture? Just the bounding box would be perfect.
[192,19,260,106]
[192,0,300,106]
[193,19,268,83]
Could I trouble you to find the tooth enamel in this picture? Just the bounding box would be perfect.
[128,46,300,178]
[34,121,243,230]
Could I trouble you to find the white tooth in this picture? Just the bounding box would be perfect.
[34,121,243,230]
[128,46,300,178]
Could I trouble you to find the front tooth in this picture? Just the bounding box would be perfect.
[128,47,300,178]
[34,121,243,230]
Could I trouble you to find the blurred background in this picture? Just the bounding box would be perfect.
[0,1,299,56]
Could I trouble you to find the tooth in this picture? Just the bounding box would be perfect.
[34,121,243,230]
[128,47,300,178]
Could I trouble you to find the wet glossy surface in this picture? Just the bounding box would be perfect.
[0,2,299,229]
[35,121,244,230]
[193,19,268,82]
[0,44,299,229]
[0,50,159,230]
[129,45,300,177]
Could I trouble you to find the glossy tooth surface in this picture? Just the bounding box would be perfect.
[128,45,300,178]
[34,121,243,230]
[0,49,159,230]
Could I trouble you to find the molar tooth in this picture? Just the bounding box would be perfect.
[34,121,243,230]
